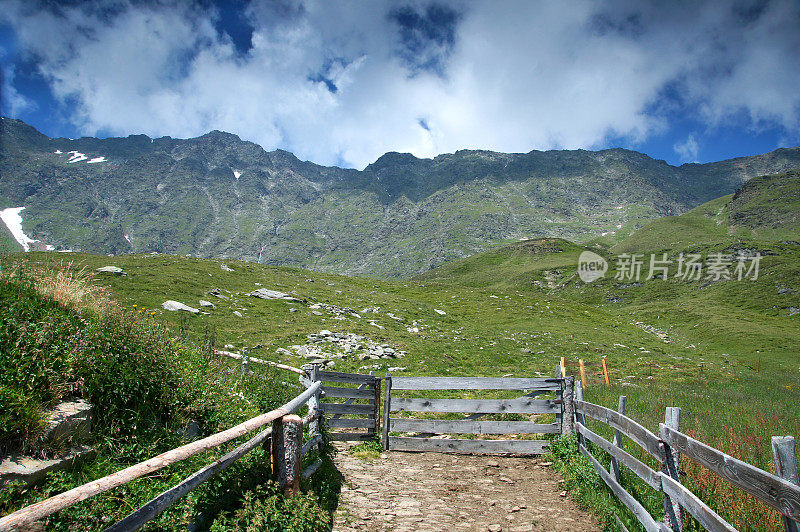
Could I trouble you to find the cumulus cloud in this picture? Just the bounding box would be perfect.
[673,134,700,163]
[1,0,798,168]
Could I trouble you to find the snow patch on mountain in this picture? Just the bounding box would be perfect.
[66,151,88,163]
[87,156,107,163]
[233,170,241,179]
[0,207,37,251]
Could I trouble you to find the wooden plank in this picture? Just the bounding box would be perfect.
[390,376,560,390]
[772,436,800,532]
[660,473,737,532]
[0,381,322,530]
[319,403,375,415]
[662,407,683,532]
[321,386,374,399]
[389,437,549,455]
[610,395,627,482]
[317,370,377,384]
[660,424,800,521]
[328,418,375,429]
[614,514,631,532]
[390,397,558,414]
[329,432,376,442]
[389,419,560,435]
[579,443,661,532]
[301,434,322,456]
[577,400,663,462]
[382,376,392,450]
[576,421,661,490]
[301,458,323,480]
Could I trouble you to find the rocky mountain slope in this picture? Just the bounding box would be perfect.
[2,117,799,277]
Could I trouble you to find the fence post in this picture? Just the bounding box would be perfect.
[579,359,587,390]
[602,357,610,386]
[272,414,302,496]
[662,407,683,531]
[307,364,321,445]
[382,375,392,450]
[574,379,584,445]
[610,395,627,482]
[562,376,575,436]
[371,372,380,438]
[555,364,563,430]
[772,436,800,532]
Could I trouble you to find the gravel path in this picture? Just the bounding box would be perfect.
[331,443,602,532]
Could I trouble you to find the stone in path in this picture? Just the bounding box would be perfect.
[332,443,601,532]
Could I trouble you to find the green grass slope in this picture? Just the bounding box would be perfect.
[416,237,589,290]
[613,168,800,254]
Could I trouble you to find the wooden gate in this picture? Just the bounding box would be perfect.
[382,376,563,454]
[309,367,380,442]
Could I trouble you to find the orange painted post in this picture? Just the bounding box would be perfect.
[602,358,610,386]
[579,359,587,389]
[560,356,566,377]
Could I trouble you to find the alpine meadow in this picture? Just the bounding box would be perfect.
[1,1,799,531]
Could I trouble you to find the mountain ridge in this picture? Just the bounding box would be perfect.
[2,116,799,277]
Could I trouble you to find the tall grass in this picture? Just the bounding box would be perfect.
[0,266,339,530]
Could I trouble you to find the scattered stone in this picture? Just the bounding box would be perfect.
[46,400,93,443]
[312,310,324,316]
[233,311,242,317]
[96,266,124,275]
[276,347,292,356]
[0,446,96,487]
[488,525,502,532]
[220,263,234,272]
[208,288,228,299]
[559,491,568,497]
[789,307,799,316]
[249,288,303,302]
[387,366,406,372]
[162,300,200,313]
[434,309,446,315]
[199,300,215,308]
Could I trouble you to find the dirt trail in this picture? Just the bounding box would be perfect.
[332,443,602,532]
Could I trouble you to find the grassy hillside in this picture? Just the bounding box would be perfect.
[0,222,23,254]
[0,267,336,530]
[5,244,799,530]
[614,169,800,254]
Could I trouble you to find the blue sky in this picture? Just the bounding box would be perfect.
[1,0,798,169]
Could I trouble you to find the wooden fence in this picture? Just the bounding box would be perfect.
[572,384,800,532]
[307,367,380,442]
[0,365,327,531]
[382,375,563,454]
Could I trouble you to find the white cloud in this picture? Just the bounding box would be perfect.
[673,134,699,163]
[1,0,799,168]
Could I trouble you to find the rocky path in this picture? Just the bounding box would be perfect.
[331,443,602,532]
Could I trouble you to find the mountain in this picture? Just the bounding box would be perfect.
[2,117,799,277]
[613,169,800,254]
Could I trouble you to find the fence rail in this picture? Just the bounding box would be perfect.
[383,374,562,454]
[0,366,328,531]
[313,366,380,442]
[574,395,800,532]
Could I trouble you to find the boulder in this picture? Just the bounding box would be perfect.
[220,263,234,272]
[46,400,93,443]
[162,300,200,313]
[96,266,124,275]
[199,300,215,308]
[249,288,302,302]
